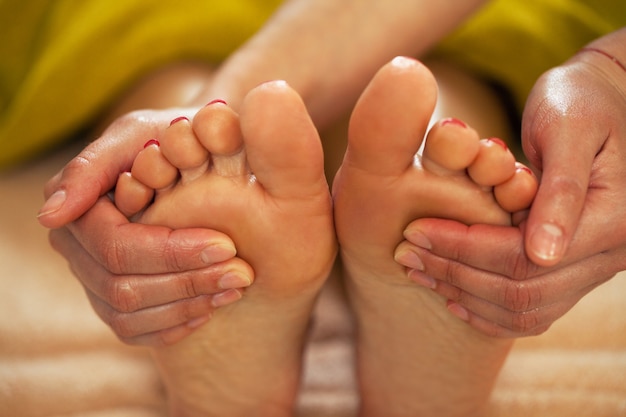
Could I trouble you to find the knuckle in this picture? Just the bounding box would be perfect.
[105,277,141,313]
[161,233,186,272]
[107,312,135,339]
[502,247,536,280]
[178,275,199,298]
[439,257,466,287]
[101,239,130,275]
[502,281,542,312]
[509,309,541,333]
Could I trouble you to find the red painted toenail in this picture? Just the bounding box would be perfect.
[207,99,227,106]
[170,116,189,126]
[441,118,467,128]
[487,137,508,150]
[517,165,533,175]
[143,139,160,148]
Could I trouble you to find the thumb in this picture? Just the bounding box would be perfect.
[522,100,599,267]
[37,115,162,228]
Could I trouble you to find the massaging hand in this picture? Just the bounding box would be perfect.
[39,109,254,346]
[395,42,626,338]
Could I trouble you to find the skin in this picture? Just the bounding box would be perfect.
[36,0,626,363]
[396,28,626,337]
[38,0,488,345]
[109,58,537,416]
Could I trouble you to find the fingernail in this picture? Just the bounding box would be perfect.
[530,223,564,261]
[394,249,424,271]
[212,289,242,307]
[403,228,432,250]
[218,272,252,290]
[200,242,237,264]
[408,270,437,289]
[487,137,508,150]
[37,190,67,217]
[447,300,469,322]
[187,315,211,329]
[441,117,467,128]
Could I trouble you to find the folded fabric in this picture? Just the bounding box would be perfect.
[435,0,625,113]
[0,0,281,169]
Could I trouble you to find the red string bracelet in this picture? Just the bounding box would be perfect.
[579,47,626,72]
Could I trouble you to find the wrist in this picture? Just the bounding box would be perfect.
[579,28,626,74]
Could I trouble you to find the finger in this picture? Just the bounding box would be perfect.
[65,196,239,274]
[38,129,144,228]
[52,226,253,312]
[85,288,242,342]
[38,109,191,228]
[403,234,611,312]
[446,300,553,339]
[401,218,541,279]
[521,71,605,267]
[123,318,210,347]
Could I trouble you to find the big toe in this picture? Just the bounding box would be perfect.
[239,80,327,200]
[346,57,438,177]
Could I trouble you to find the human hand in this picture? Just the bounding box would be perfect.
[396,218,625,338]
[39,109,254,346]
[394,43,626,337]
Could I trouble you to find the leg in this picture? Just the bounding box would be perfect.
[114,82,336,416]
[333,57,536,416]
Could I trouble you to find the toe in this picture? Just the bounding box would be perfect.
[421,118,481,175]
[466,138,516,186]
[114,172,154,217]
[239,80,326,199]
[346,57,438,177]
[192,101,246,177]
[160,116,210,174]
[131,140,179,190]
[494,163,538,212]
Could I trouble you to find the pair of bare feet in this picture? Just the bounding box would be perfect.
[113,57,537,416]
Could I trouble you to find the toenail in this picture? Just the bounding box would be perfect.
[206,99,227,106]
[143,139,160,148]
[391,56,417,68]
[441,117,467,128]
[529,223,564,262]
[169,116,189,126]
[517,165,534,176]
[487,137,508,150]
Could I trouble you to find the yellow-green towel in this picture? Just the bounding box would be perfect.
[435,0,626,113]
[0,0,281,169]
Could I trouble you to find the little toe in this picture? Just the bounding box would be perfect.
[239,80,326,199]
[131,140,179,190]
[494,163,538,212]
[346,56,438,177]
[160,116,210,179]
[192,101,246,178]
[466,137,516,186]
[114,172,154,217]
[421,117,481,175]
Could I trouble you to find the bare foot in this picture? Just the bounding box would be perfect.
[332,57,537,417]
[114,83,336,416]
